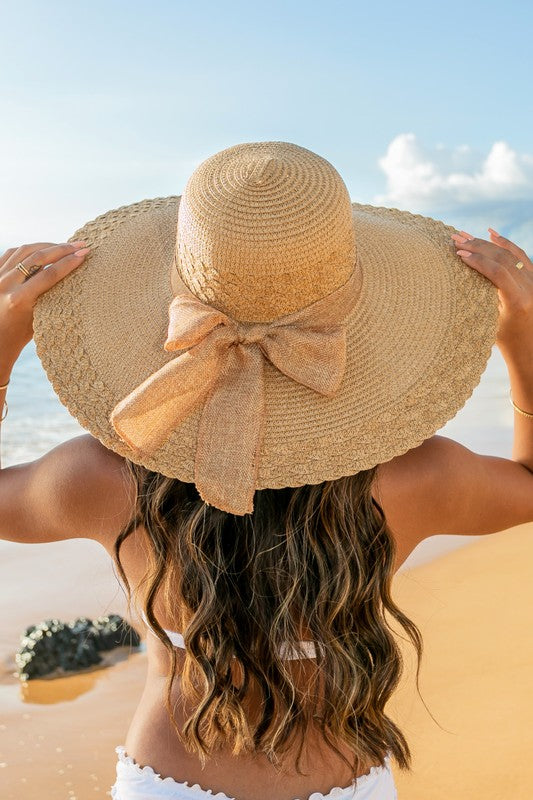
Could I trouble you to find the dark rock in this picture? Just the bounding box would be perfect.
[92,613,141,651]
[15,614,141,681]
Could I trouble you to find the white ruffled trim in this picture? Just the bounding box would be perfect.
[113,746,392,800]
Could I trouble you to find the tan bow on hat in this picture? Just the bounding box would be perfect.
[32,141,499,515]
[109,269,361,515]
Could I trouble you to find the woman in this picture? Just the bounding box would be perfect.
[1,141,532,800]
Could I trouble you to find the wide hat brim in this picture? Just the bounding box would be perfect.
[33,196,498,488]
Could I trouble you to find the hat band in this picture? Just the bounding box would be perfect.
[109,266,362,515]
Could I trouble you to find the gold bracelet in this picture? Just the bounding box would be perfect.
[0,379,9,421]
[509,389,533,418]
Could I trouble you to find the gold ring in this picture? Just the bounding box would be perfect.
[515,261,524,270]
[15,261,32,278]
[15,262,40,280]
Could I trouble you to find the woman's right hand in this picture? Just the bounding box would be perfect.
[451,228,533,364]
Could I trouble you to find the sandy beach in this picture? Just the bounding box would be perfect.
[1,523,532,799]
[390,522,533,797]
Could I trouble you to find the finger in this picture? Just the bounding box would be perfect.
[455,249,524,296]
[0,242,57,275]
[3,242,87,288]
[451,234,514,266]
[487,228,533,271]
[19,247,90,299]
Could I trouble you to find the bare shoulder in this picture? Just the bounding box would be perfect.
[372,433,533,554]
[52,433,137,540]
[0,432,136,545]
[371,435,446,565]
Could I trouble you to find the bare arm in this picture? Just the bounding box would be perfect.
[0,243,135,546]
[377,229,533,548]
[376,434,533,543]
[0,240,91,475]
[0,433,135,544]
[453,227,533,471]
[506,355,533,469]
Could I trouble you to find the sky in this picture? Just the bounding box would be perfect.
[1,0,532,253]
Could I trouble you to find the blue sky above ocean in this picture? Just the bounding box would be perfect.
[1,0,531,251]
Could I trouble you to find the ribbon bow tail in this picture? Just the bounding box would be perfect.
[194,344,265,516]
[110,341,221,456]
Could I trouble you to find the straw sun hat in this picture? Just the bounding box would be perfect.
[32,141,498,515]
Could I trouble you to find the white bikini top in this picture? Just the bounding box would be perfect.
[140,609,317,660]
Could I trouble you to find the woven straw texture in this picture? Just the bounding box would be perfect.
[32,145,499,490]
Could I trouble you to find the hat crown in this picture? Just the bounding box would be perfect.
[174,141,357,322]
[244,155,286,186]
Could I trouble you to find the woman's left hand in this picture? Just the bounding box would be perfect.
[0,241,90,373]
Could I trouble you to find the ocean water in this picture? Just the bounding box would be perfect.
[0,338,514,570]
[1,340,86,467]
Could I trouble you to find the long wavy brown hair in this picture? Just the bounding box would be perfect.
[112,458,424,783]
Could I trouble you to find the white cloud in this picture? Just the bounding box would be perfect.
[374,134,533,255]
